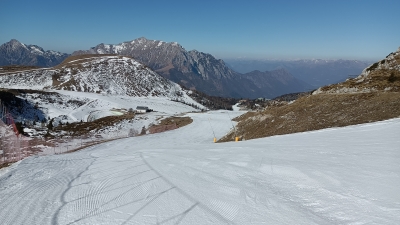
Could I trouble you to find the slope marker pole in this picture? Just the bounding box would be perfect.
[208,118,216,142]
[226,110,239,142]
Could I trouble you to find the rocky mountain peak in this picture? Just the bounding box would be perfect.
[0,37,314,98]
[73,37,238,86]
[0,39,69,67]
[8,39,25,47]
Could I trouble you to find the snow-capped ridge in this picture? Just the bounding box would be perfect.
[9,39,28,50]
[72,37,314,98]
[0,55,200,102]
[88,37,186,55]
[0,39,69,67]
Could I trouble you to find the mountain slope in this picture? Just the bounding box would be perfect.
[0,39,69,67]
[73,37,310,98]
[0,38,314,98]
[0,54,204,142]
[73,38,236,80]
[0,54,192,99]
[221,47,400,141]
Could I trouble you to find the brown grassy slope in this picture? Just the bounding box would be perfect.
[219,92,400,142]
[148,116,193,133]
[53,54,119,69]
[0,65,41,73]
[158,116,193,127]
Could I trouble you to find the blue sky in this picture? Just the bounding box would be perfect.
[1,0,399,60]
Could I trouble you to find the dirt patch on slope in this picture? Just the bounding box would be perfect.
[0,162,13,170]
[149,116,193,134]
[52,113,136,137]
[159,116,193,127]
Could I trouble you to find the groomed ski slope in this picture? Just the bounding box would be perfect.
[0,111,399,225]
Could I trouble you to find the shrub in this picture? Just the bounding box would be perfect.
[388,72,398,83]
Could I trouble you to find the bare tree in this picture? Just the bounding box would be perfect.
[140,126,146,135]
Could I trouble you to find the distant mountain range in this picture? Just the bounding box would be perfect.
[224,58,373,87]
[73,37,312,98]
[0,39,68,67]
[242,68,312,97]
[0,38,350,98]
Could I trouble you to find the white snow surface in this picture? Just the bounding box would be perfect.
[1,113,399,224]
[52,90,202,121]
[18,90,204,144]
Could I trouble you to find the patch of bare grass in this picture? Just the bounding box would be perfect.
[159,116,193,127]
[149,116,193,134]
[53,113,135,137]
[0,65,41,74]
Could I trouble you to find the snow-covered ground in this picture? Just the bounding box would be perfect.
[53,90,202,122]
[17,90,202,142]
[0,111,399,224]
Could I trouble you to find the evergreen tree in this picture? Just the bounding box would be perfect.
[47,118,54,130]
